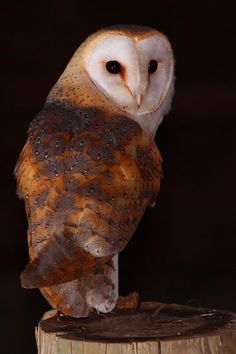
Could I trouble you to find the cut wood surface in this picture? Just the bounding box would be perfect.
[36,301,236,353]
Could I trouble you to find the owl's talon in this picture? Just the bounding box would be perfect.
[56,311,67,322]
[116,291,140,310]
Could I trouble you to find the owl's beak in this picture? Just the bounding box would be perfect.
[129,76,146,108]
[135,94,142,107]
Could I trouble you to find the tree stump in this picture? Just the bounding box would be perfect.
[36,302,236,353]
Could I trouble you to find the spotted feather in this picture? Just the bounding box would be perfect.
[15,102,162,290]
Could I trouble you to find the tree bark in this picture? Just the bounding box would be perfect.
[36,302,236,353]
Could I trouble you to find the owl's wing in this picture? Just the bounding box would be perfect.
[15,102,162,289]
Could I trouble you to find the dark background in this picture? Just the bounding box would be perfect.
[2,1,236,353]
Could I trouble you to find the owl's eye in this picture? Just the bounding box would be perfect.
[106,61,122,74]
[148,60,158,74]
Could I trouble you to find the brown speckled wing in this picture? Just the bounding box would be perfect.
[15,102,162,289]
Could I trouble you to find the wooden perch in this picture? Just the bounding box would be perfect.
[36,301,236,353]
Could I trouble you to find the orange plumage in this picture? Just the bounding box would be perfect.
[15,25,174,317]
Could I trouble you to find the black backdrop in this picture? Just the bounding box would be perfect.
[2,1,236,353]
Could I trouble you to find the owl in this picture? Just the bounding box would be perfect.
[15,25,175,318]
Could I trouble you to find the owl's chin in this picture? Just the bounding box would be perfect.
[117,99,161,117]
[121,105,157,117]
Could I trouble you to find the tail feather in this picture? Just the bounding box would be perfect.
[20,234,111,288]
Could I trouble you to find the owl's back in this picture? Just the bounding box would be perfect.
[15,101,162,290]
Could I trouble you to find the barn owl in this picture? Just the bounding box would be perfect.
[15,25,175,318]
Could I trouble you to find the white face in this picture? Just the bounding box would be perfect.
[86,34,174,118]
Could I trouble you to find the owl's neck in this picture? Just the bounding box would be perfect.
[131,111,163,137]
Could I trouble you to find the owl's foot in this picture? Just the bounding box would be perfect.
[116,291,140,310]
[41,309,65,322]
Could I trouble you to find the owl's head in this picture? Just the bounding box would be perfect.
[49,25,175,135]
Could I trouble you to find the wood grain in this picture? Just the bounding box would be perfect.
[36,302,236,353]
